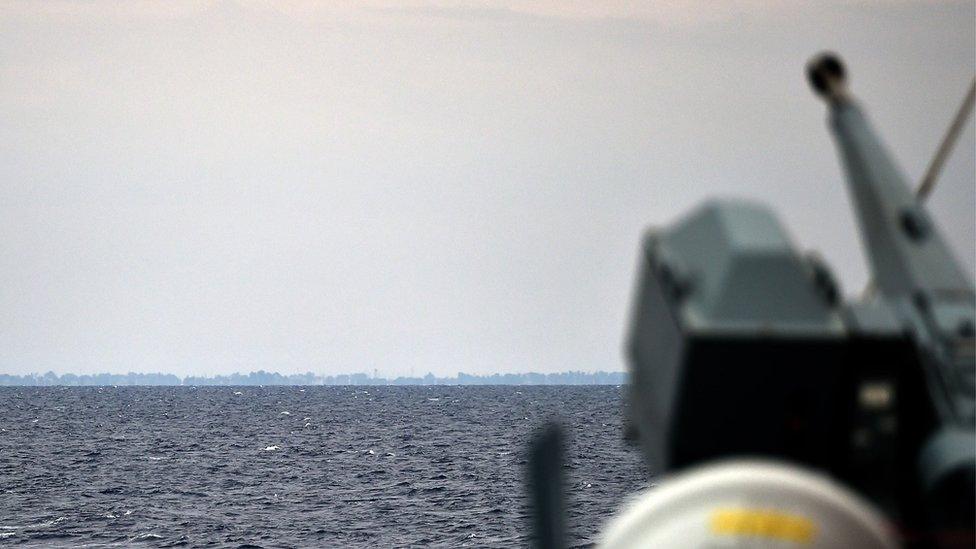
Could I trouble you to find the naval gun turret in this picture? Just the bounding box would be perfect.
[620,54,974,547]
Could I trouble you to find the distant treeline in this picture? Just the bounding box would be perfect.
[0,370,627,387]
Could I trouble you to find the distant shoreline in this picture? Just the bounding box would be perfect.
[0,370,626,387]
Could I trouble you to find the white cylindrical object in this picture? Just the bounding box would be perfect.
[599,460,898,549]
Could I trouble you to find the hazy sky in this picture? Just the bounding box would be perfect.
[1,1,973,377]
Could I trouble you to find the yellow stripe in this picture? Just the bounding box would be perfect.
[710,508,817,544]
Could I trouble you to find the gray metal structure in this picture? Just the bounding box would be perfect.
[811,54,975,518]
[623,54,974,547]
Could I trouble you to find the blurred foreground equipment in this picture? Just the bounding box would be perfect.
[600,460,897,548]
[528,423,566,549]
[618,53,975,548]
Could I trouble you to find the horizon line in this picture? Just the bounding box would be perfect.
[0,370,628,387]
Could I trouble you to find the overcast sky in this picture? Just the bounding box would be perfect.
[1,1,973,377]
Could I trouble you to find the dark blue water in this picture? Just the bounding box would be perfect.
[0,386,648,547]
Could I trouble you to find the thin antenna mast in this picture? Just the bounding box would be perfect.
[917,78,976,201]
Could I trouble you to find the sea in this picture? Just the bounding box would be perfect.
[0,385,650,547]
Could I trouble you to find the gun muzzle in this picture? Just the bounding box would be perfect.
[807,53,849,104]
